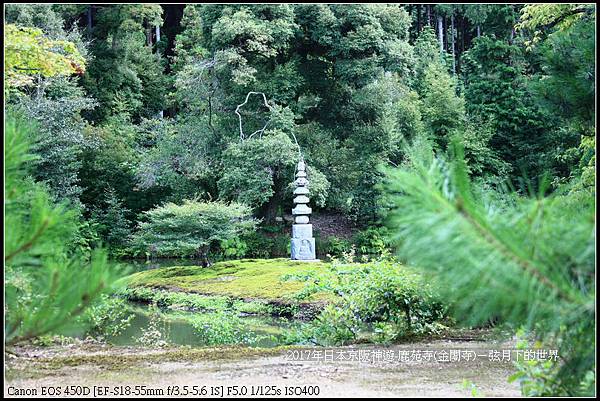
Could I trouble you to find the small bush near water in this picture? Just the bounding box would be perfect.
[283,260,447,345]
[189,311,258,346]
[136,303,170,348]
[80,294,135,339]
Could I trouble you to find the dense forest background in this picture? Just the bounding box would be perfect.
[5,3,596,258]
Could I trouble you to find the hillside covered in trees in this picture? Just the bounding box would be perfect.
[4,3,595,397]
[6,4,595,235]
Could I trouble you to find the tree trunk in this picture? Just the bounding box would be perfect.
[437,15,444,57]
[262,191,281,224]
[155,24,164,118]
[198,245,211,268]
[444,16,449,52]
[451,14,456,75]
[417,4,422,33]
[87,5,92,40]
[459,15,465,73]
[146,26,153,47]
[461,15,465,53]
[477,25,481,37]
[427,5,431,26]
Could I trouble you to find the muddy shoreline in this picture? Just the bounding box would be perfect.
[5,335,521,397]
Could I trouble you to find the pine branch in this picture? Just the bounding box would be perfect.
[5,218,49,262]
[454,196,574,303]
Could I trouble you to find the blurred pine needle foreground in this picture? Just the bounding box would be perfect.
[382,137,595,395]
[4,115,123,346]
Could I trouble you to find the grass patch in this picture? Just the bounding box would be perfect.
[122,258,336,302]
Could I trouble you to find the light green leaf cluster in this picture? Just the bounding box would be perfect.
[4,24,86,88]
[211,6,297,59]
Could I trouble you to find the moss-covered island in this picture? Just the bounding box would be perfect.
[122,258,336,303]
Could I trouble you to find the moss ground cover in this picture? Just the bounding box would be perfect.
[122,258,341,302]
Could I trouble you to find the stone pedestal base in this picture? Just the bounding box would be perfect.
[291,237,316,260]
[292,224,312,238]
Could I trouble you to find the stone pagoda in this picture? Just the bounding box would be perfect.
[291,160,317,261]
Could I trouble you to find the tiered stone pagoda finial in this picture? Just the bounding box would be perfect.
[291,160,317,261]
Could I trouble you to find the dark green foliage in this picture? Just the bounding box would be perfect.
[242,230,290,259]
[80,294,135,339]
[156,4,420,225]
[454,117,511,179]
[81,5,168,122]
[91,187,132,250]
[353,226,392,258]
[10,78,96,203]
[5,4,65,37]
[6,3,594,232]
[420,62,465,150]
[521,5,595,187]
[218,130,299,213]
[79,115,168,219]
[316,236,353,259]
[171,5,208,72]
[529,17,595,132]
[462,37,555,184]
[412,27,440,94]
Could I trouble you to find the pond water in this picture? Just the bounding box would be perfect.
[106,302,299,348]
[107,259,303,348]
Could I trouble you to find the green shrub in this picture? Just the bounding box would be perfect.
[352,226,392,258]
[190,311,257,345]
[120,287,274,316]
[130,199,257,264]
[91,187,132,252]
[286,260,447,345]
[81,294,135,339]
[232,299,274,315]
[243,232,272,259]
[300,305,360,346]
[136,303,170,348]
[121,287,230,312]
[317,236,353,258]
[243,231,289,258]
[219,237,249,259]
